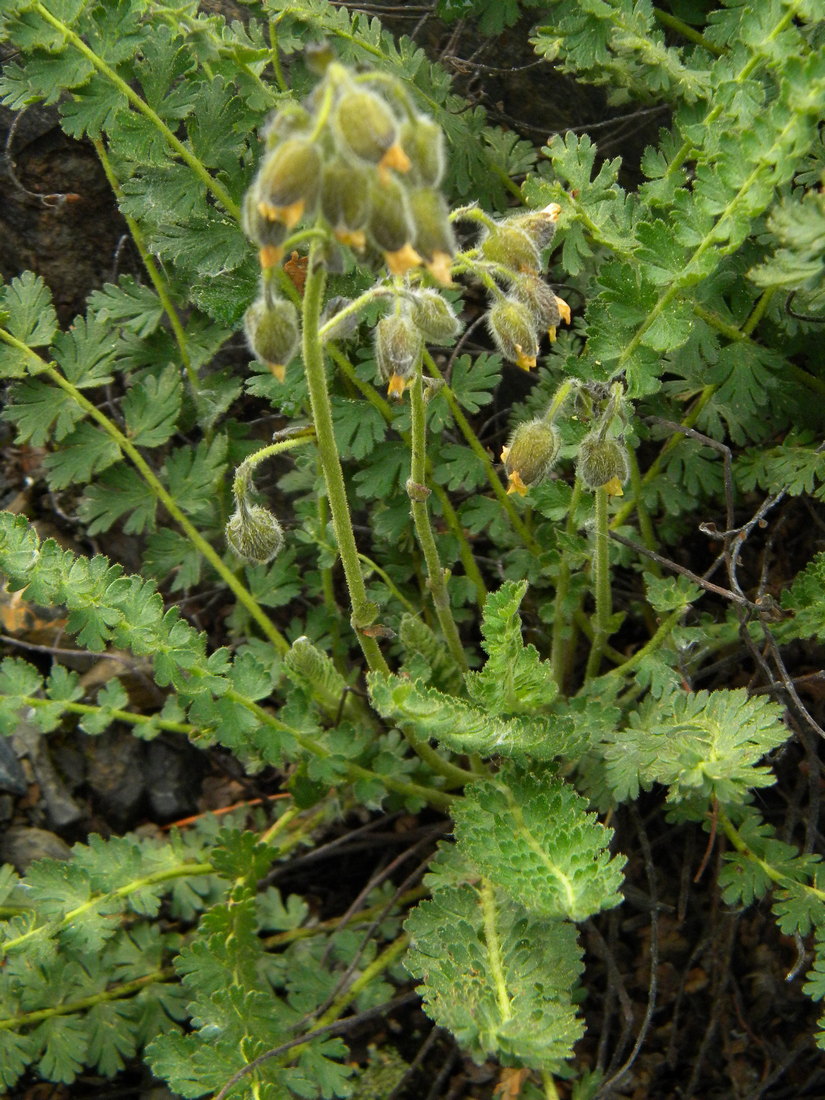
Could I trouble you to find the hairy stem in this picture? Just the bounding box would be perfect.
[585,486,612,681]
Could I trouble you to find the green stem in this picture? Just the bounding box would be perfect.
[0,969,175,1030]
[423,351,541,555]
[408,365,469,673]
[331,345,487,607]
[231,692,454,810]
[0,328,291,652]
[550,478,583,691]
[601,607,683,681]
[300,242,390,673]
[652,7,724,55]
[0,863,214,959]
[92,138,197,392]
[585,486,612,681]
[32,1,239,220]
[7,694,194,736]
[232,432,316,497]
[719,808,825,904]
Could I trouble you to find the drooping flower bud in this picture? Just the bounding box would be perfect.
[481,223,541,274]
[511,275,570,341]
[506,203,561,251]
[409,289,460,343]
[501,419,561,496]
[333,89,410,174]
[375,311,422,398]
[400,114,445,186]
[256,137,322,228]
[244,295,301,382]
[321,156,371,250]
[577,434,630,495]
[408,187,456,285]
[226,500,285,564]
[487,297,540,371]
[261,103,313,150]
[242,188,288,269]
[367,175,423,275]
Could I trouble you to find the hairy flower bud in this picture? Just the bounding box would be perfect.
[368,176,423,275]
[511,275,570,340]
[577,434,630,495]
[242,189,288,268]
[244,295,300,382]
[409,289,460,343]
[400,114,445,186]
[333,89,410,174]
[506,203,561,250]
[262,103,312,150]
[487,297,540,371]
[482,223,541,274]
[408,187,456,285]
[376,311,422,398]
[226,501,284,564]
[321,157,371,250]
[501,419,561,496]
[257,137,322,228]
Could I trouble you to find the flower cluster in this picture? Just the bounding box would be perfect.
[242,62,456,283]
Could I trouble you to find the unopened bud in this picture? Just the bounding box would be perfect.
[244,296,301,381]
[400,114,445,186]
[482,223,541,274]
[321,157,371,250]
[409,289,460,343]
[511,276,570,340]
[368,176,422,275]
[487,298,540,371]
[577,435,630,494]
[226,501,284,564]
[261,103,313,150]
[501,419,561,496]
[334,89,409,174]
[408,187,456,285]
[506,203,561,250]
[376,311,422,398]
[242,189,288,269]
[257,137,322,228]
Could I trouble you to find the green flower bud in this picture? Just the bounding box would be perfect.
[408,187,456,285]
[400,114,445,186]
[481,223,541,274]
[577,434,630,494]
[333,89,410,173]
[409,289,460,343]
[244,295,301,382]
[505,203,561,251]
[226,501,284,564]
[368,176,422,275]
[376,311,422,398]
[321,156,371,250]
[242,189,288,268]
[261,103,313,150]
[510,275,571,340]
[256,137,322,228]
[487,297,540,371]
[501,419,561,496]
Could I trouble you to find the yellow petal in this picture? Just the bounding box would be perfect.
[335,228,367,251]
[500,446,511,463]
[257,197,306,229]
[514,344,537,372]
[387,373,407,399]
[259,244,285,269]
[425,250,454,286]
[380,142,412,174]
[604,476,624,496]
[506,470,529,496]
[384,243,424,276]
[556,295,572,325]
[268,362,286,382]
